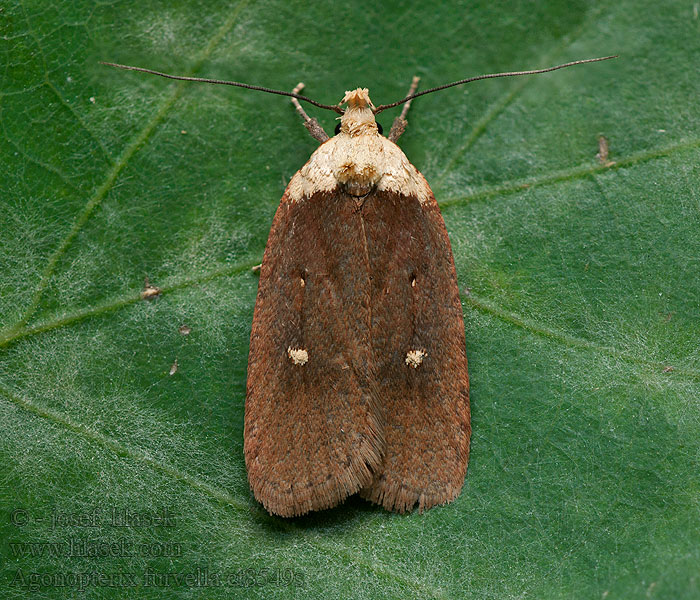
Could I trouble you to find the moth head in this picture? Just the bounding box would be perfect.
[338,88,380,137]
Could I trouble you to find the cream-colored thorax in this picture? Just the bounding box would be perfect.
[286,88,430,203]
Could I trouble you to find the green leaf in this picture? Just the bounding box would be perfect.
[1,0,699,598]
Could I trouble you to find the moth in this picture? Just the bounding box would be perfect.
[104,56,615,517]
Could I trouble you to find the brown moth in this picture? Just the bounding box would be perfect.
[103,56,616,517]
[246,86,470,517]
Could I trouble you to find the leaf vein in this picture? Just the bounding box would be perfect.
[12,0,251,332]
[0,383,447,598]
[45,80,116,164]
[463,293,700,379]
[2,126,80,192]
[438,136,700,210]
[434,4,606,188]
[0,259,259,348]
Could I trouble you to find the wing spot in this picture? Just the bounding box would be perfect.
[410,274,417,287]
[299,271,306,287]
[405,349,427,368]
[287,347,309,366]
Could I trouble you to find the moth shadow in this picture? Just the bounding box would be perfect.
[252,494,384,532]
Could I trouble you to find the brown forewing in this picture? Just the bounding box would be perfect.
[245,186,469,517]
[245,189,385,517]
[359,189,470,513]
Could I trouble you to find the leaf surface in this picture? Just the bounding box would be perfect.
[1,1,699,598]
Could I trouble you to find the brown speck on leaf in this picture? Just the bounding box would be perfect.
[662,366,674,373]
[179,324,191,335]
[141,276,161,300]
[180,130,187,134]
[462,287,472,296]
[664,312,675,322]
[584,262,590,271]
[596,135,615,167]
[169,359,178,376]
[251,264,262,272]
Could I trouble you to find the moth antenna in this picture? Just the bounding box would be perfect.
[373,55,618,114]
[100,62,344,114]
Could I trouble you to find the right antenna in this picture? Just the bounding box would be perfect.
[373,55,618,114]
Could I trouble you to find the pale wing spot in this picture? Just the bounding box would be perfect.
[287,347,309,366]
[405,349,427,368]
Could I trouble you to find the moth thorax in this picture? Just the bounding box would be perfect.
[335,88,382,196]
[336,161,380,196]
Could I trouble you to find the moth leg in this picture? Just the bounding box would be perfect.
[290,82,330,143]
[388,76,420,142]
